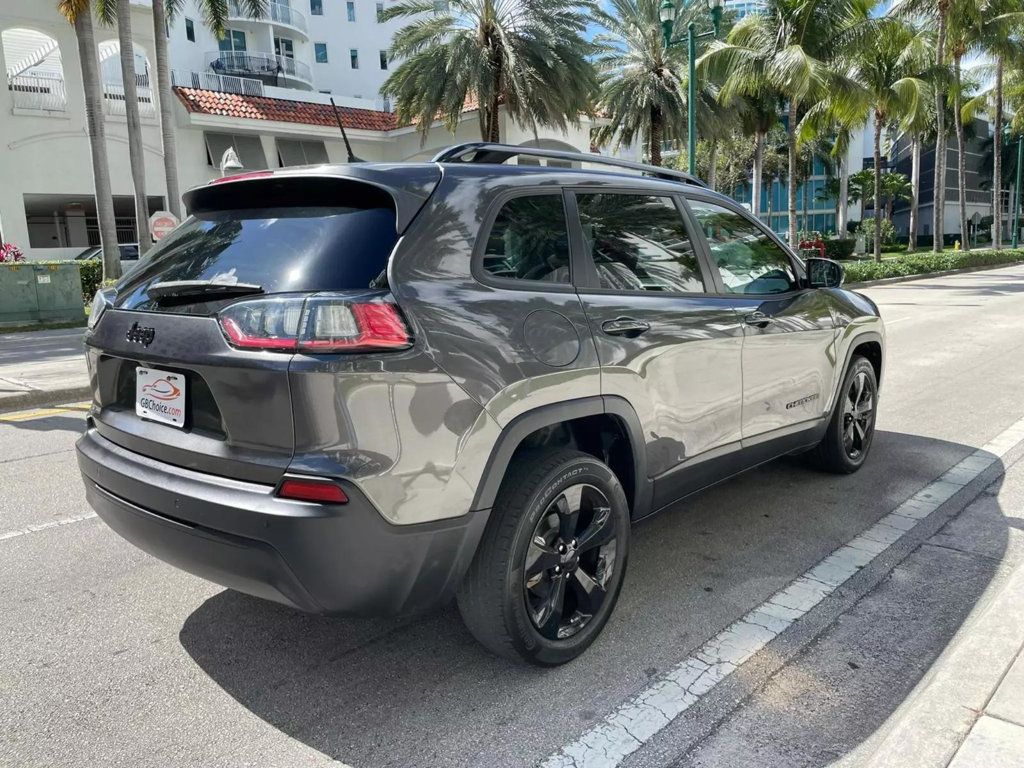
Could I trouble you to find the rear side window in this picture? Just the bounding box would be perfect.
[481,195,571,284]
[688,200,799,295]
[115,202,397,312]
[576,193,705,294]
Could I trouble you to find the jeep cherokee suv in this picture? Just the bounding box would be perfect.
[77,143,884,666]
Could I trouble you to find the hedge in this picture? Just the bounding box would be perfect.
[823,239,856,260]
[844,248,1024,283]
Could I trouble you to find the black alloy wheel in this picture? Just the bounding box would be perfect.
[523,483,618,641]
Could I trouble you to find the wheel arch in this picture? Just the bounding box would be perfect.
[829,330,884,413]
[471,396,651,520]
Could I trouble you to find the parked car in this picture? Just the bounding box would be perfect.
[76,144,884,665]
[76,244,141,277]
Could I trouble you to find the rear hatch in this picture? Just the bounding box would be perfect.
[86,172,437,484]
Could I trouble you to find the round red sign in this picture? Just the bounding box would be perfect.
[149,211,180,241]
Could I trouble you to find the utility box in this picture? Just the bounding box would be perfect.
[0,263,85,327]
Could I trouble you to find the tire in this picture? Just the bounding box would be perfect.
[808,355,878,474]
[456,448,630,666]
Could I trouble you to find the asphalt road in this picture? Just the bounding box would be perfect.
[3,266,1024,768]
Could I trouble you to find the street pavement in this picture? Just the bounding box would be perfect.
[0,327,88,411]
[3,266,1024,768]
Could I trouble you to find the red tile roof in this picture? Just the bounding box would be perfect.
[174,87,398,132]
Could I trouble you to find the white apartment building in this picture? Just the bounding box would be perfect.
[1,0,598,261]
[167,0,405,103]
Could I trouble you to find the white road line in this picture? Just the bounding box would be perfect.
[541,417,1024,768]
[0,511,98,542]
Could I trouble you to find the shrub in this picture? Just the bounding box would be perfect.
[844,248,1024,283]
[823,239,856,260]
[78,260,103,301]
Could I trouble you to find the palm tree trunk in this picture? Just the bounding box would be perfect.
[933,3,948,253]
[994,56,1003,249]
[707,137,718,191]
[954,54,969,251]
[650,106,663,167]
[151,0,181,218]
[787,100,798,247]
[838,155,849,236]
[802,155,809,232]
[487,59,502,142]
[909,134,921,252]
[73,8,121,281]
[116,0,152,254]
[873,112,883,263]
[752,130,764,222]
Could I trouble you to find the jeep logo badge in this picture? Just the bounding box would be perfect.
[125,321,155,347]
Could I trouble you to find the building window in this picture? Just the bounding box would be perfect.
[376,1,384,20]
[379,50,387,69]
[310,0,323,14]
[314,43,328,63]
[218,29,247,53]
[346,1,355,21]
[204,131,267,170]
[350,48,359,68]
[185,18,195,42]
[277,138,329,166]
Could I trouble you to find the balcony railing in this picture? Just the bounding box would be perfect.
[8,74,67,111]
[228,0,307,35]
[172,69,266,97]
[206,51,312,85]
[102,73,156,117]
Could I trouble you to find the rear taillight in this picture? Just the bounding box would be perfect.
[277,477,349,504]
[217,294,412,353]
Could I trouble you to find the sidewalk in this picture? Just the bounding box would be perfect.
[857,471,1024,768]
[0,327,89,412]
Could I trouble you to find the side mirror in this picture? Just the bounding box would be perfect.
[806,257,844,289]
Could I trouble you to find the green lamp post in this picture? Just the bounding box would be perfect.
[660,0,724,175]
[1014,133,1023,249]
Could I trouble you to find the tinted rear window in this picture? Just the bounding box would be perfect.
[115,205,397,312]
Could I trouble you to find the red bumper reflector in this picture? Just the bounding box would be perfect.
[277,478,349,504]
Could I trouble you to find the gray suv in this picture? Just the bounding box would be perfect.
[77,143,884,665]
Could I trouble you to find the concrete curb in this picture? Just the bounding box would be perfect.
[0,385,92,414]
[846,260,1024,289]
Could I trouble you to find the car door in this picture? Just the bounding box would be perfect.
[567,188,746,513]
[684,195,837,450]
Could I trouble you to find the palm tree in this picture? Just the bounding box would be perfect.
[702,0,873,246]
[961,2,1024,249]
[59,0,121,281]
[895,0,952,253]
[945,0,984,251]
[592,0,719,167]
[898,69,935,252]
[739,92,782,224]
[381,0,595,145]
[881,171,913,219]
[96,0,151,253]
[845,18,931,260]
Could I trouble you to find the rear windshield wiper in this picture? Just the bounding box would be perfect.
[146,279,264,301]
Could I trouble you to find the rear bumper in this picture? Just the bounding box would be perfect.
[76,427,489,615]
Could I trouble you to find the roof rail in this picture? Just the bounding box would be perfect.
[432,142,706,187]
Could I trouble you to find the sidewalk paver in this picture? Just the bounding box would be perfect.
[947,716,1024,768]
[988,652,1024,728]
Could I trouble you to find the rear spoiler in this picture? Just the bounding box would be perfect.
[183,164,442,234]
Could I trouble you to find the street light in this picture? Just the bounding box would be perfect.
[660,0,724,176]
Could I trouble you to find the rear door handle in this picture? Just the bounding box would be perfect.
[601,317,651,337]
[744,311,775,327]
